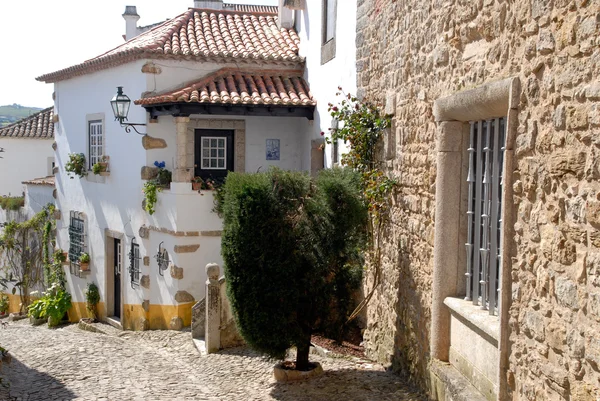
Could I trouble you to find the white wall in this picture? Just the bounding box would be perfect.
[295,0,357,167]
[54,60,148,307]
[23,184,54,216]
[0,138,54,196]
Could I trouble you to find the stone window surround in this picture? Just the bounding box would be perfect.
[173,117,246,183]
[320,0,336,65]
[430,77,520,401]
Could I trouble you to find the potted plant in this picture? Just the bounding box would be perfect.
[192,176,204,191]
[85,282,100,322]
[192,176,217,192]
[79,253,90,271]
[65,153,87,179]
[0,294,9,317]
[154,161,172,188]
[27,298,47,326]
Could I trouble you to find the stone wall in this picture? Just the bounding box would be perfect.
[356,0,600,399]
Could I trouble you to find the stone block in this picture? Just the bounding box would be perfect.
[169,316,184,331]
[135,317,149,331]
[191,298,206,339]
[586,201,600,227]
[170,265,183,280]
[523,310,545,341]
[553,104,566,130]
[143,256,150,266]
[142,135,167,150]
[567,329,585,358]
[200,231,222,237]
[547,151,586,178]
[555,277,578,310]
[174,291,195,303]
[589,104,600,127]
[52,114,59,123]
[537,31,555,55]
[173,244,200,253]
[141,166,158,180]
[140,275,150,289]
[138,225,150,239]
[567,106,589,130]
[142,300,149,312]
[141,62,162,74]
[52,141,57,150]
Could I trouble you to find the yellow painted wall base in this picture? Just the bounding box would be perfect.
[1,293,25,314]
[122,302,194,331]
[68,302,106,323]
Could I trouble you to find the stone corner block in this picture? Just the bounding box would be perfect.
[141,166,159,180]
[170,265,184,280]
[140,275,150,289]
[141,62,162,74]
[170,316,184,331]
[142,300,150,312]
[142,135,167,150]
[173,244,200,254]
[143,256,150,266]
[174,291,195,304]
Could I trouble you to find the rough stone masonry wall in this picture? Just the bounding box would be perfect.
[356,0,600,399]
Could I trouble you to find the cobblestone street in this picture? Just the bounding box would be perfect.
[0,320,424,401]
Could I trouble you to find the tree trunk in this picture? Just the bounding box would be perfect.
[295,333,311,371]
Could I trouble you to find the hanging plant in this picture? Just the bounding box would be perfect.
[142,161,171,215]
[65,153,87,179]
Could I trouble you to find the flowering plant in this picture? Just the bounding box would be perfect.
[154,161,166,169]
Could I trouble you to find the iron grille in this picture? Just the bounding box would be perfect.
[465,118,505,316]
[128,238,141,288]
[155,242,169,276]
[68,211,85,276]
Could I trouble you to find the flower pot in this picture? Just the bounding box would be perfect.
[273,362,323,382]
[192,182,202,191]
[80,261,90,271]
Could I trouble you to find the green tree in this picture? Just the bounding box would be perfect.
[219,168,367,370]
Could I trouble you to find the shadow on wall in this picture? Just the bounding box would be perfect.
[269,368,426,401]
[0,355,76,400]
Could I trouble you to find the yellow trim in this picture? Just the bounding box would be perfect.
[1,293,25,314]
[122,302,194,330]
[67,302,106,323]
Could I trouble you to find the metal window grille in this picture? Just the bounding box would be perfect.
[465,118,506,316]
[155,242,169,276]
[128,238,140,288]
[88,120,103,169]
[68,211,85,276]
[201,137,227,170]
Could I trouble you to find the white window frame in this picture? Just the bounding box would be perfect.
[88,120,103,169]
[201,136,228,170]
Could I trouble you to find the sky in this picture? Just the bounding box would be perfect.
[0,0,278,108]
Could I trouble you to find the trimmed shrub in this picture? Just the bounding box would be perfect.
[219,167,367,369]
[0,196,24,211]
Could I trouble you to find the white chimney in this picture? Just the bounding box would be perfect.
[123,6,140,41]
[278,0,294,29]
[193,0,224,9]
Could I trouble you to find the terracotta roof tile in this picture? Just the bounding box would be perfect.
[22,176,55,186]
[0,107,54,139]
[37,8,301,83]
[135,68,315,107]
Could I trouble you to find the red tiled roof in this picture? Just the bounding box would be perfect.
[135,68,315,107]
[22,176,55,186]
[37,8,301,83]
[0,107,54,139]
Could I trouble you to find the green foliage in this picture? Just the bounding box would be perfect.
[92,163,104,175]
[143,181,161,215]
[79,252,90,263]
[65,153,87,179]
[85,282,100,321]
[219,167,368,367]
[327,90,395,218]
[0,294,9,314]
[0,196,24,211]
[27,283,71,327]
[0,204,55,312]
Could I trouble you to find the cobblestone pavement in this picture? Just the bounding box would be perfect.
[0,320,425,401]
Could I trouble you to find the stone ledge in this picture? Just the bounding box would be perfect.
[149,226,200,237]
[174,244,200,253]
[201,231,222,237]
[444,297,500,343]
[430,360,488,401]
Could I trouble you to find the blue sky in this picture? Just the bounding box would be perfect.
[0,0,277,108]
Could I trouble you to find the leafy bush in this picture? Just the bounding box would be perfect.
[0,294,9,314]
[65,153,87,179]
[0,196,24,211]
[85,282,100,321]
[26,283,72,327]
[79,253,90,263]
[219,167,367,370]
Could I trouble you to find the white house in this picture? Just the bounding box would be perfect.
[0,107,55,198]
[36,0,333,331]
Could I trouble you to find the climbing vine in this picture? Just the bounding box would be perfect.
[326,89,396,323]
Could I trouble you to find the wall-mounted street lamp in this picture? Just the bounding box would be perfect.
[110,86,146,135]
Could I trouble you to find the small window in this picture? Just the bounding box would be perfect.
[195,129,234,181]
[323,0,336,43]
[68,211,85,276]
[88,120,103,169]
[465,118,506,315]
[128,238,140,287]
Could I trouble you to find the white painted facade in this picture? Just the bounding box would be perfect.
[293,0,357,167]
[23,183,54,216]
[0,138,54,197]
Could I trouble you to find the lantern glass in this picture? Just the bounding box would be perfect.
[110,86,131,122]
